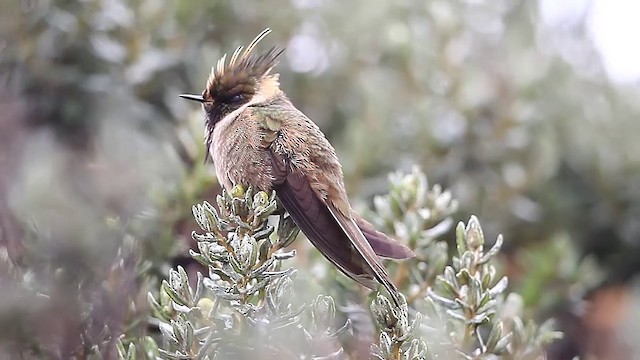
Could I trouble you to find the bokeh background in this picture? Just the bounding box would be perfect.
[1,0,639,358]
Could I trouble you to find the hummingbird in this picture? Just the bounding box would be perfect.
[180,29,414,306]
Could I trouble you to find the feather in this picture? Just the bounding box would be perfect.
[229,46,244,67]
[274,172,377,289]
[242,28,272,62]
[267,131,403,306]
[204,28,284,101]
[355,216,415,259]
[326,203,403,307]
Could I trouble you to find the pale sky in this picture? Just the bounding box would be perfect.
[540,0,640,83]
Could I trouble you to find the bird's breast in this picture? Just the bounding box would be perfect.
[210,112,275,193]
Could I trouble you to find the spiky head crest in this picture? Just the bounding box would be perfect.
[202,28,284,104]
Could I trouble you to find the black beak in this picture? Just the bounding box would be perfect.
[179,93,205,103]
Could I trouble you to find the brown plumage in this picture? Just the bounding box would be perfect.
[180,29,414,306]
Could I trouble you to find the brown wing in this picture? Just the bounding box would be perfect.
[261,101,403,305]
[324,202,403,306]
[355,216,415,259]
[272,168,377,289]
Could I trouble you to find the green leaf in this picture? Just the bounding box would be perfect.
[455,221,467,255]
[162,280,188,307]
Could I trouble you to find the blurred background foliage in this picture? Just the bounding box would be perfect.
[1,0,639,358]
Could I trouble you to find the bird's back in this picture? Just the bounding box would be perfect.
[263,98,350,211]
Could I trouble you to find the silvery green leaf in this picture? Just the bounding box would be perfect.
[434,189,452,209]
[398,312,421,342]
[427,288,459,309]
[257,238,272,262]
[253,224,275,241]
[162,280,187,307]
[269,277,294,310]
[189,249,209,267]
[379,331,393,352]
[171,320,185,347]
[493,333,512,354]
[479,235,503,265]
[216,194,226,214]
[423,216,454,239]
[158,348,191,360]
[249,258,275,277]
[452,256,461,271]
[511,317,525,348]
[470,311,491,325]
[172,302,191,314]
[457,268,471,286]
[228,248,244,274]
[140,336,160,358]
[116,339,127,359]
[231,196,244,216]
[445,308,467,322]
[488,277,508,296]
[193,233,210,247]
[260,268,295,279]
[185,321,195,348]
[194,272,204,302]
[465,216,485,250]
[404,339,427,360]
[459,252,474,270]
[126,342,136,360]
[272,249,296,260]
[455,221,467,255]
[482,266,495,288]
[435,274,458,298]
[177,266,192,302]
[443,266,458,288]
[328,318,351,338]
[370,294,398,329]
[202,277,223,291]
[148,292,161,312]
[454,296,471,311]
[255,199,277,219]
[158,322,175,342]
[311,295,336,329]
[476,299,496,315]
[203,200,220,220]
[486,321,503,351]
[276,214,300,247]
[248,235,259,269]
[251,190,267,207]
[371,346,385,360]
[197,331,218,358]
[245,277,270,295]
[373,196,392,220]
[192,204,208,231]
[469,276,483,307]
[431,242,449,273]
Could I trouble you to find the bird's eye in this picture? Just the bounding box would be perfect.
[229,94,244,103]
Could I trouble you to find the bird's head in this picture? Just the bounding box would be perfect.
[180,28,284,128]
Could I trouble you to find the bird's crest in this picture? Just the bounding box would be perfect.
[203,28,284,101]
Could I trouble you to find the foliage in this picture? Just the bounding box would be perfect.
[118,170,560,359]
[422,216,562,359]
[366,166,457,301]
[120,186,349,359]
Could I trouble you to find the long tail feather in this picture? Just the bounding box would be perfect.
[355,216,415,259]
[327,205,403,307]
